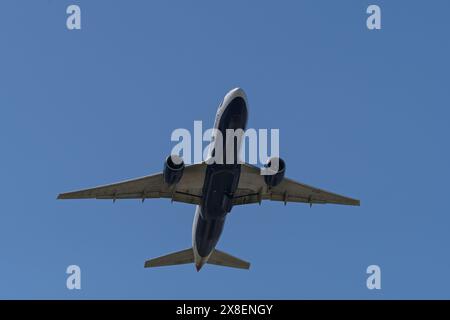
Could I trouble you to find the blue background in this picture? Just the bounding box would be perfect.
[1,0,449,299]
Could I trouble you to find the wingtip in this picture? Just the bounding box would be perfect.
[144,260,153,268]
[57,193,69,200]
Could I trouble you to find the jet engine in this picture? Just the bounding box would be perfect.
[163,155,185,185]
[263,157,286,187]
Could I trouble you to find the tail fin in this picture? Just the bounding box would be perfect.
[144,248,194,268]
[207,249,250,270]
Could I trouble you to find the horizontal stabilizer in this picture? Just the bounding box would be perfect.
[207,249,250,270]
[144,248,194,268]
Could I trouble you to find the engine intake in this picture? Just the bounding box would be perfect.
[263,157,286,187]
[164,155,185,185]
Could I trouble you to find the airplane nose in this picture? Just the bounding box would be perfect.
[228,87,247,101]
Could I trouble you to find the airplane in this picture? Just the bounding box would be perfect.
[58,88,360,271]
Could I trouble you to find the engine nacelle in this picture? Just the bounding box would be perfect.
[163,155,185,185]
[263,157,286,187]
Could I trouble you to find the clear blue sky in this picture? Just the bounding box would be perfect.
[1,0,449,299]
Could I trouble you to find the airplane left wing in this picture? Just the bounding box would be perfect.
[233,163,360,207]
[57,163,207,205]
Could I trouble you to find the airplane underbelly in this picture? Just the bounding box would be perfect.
[194,165,241,258]
[192,89,248,258]
[193,210,226,258]
[201,165,241,218]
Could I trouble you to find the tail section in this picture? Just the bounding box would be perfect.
[144,248,250,270]
[144,248,194,268]
[207,249,251,270]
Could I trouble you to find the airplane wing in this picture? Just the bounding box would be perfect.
[57,163,206,205]
[233,163,360,206]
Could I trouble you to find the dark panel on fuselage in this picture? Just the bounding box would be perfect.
[201,96,248,218]
[203,170,234,216]
[195,211,226,257]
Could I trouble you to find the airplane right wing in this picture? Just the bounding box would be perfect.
[57,163,207,205]
[233,163,360,207]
